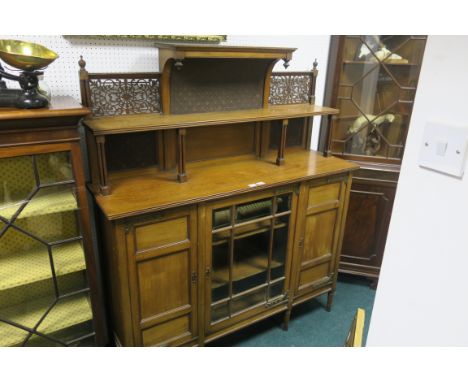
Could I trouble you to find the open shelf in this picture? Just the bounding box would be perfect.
[0,190,77,221]
[212,252,282,288]
[0,293,92,347]
[343,60,418,66]
[213,221,287,246]
[0,241,86,291]
[84,103,339,136]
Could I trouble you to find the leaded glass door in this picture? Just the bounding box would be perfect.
[328,35,426,163]
[204,188,296,334]
[0,146,96,346]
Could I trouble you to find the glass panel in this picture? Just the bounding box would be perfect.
[35,152,74,185]
[0,156,36,221]
[17,184,78,220]
[56,271,89,297]
[15,186,80,244]
[0,278,56,347]
[276,194,292,214]
[233,221,270,294]
[331,36,426,161]
[236,197,272,224]
[212,207,231,230]
[211,232,230,302]
[52,241,86,280]
[0,225,51,290]
[24,334,61,347]
[271,215,289,281]
[268,279,284,299]
[36,292,93,341]
[232,288,266,315]
[211,301,229,323]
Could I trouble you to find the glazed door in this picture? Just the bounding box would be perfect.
[0,143,98,346]
[204,188,297,334]
[125,207,198,346]
[292,176,349,298]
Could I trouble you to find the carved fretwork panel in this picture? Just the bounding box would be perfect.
[269,73,313,105]
[88,77,161,117]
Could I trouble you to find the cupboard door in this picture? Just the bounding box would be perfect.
[339,169,397,279]
[204,188,297,334]
[125,207,198,346]
[293,176,348,297]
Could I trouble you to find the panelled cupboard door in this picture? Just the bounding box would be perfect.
[125,207,198,346]
[203,188,298,335]
[292,176,348,297]
[339,177,397,278]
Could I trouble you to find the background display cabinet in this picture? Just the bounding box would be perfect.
[0,98,106,346]
[320,36,427,284]
[79,44,358,346]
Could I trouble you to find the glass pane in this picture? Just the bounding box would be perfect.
[211,301,229,323]
[268,280,284,299]
[52,241,86,279]
[0,279,56,347]
[236,197,272,224]
[212,207,231,230]
[57,271,89,297]
[232,288,266,315]
[17,184,78,220]
[0,225,51,290]
[24,334,61,347]
[211,232,230,302]
[276,194,292,214]
[15,186,80,244]
[271,215,289,281]
[233,222,270,294]
[37,320,94,346]
[35,152,74,185]
[36,292,92,337]
[0,156,36,221]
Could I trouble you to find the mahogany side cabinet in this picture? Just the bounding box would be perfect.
[0,97,106,346]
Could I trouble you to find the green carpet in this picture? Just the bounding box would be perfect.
[209,275,376,347]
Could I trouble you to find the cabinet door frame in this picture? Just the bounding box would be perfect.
[125,206,198,346]
[291,174,351,299]
[202,187,298,335]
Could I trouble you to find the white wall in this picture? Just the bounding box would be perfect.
[367,36,468,346]
[0,35,330,149]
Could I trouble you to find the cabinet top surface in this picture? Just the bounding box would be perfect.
[0,96,89,121]
[96,149,358,220]
[84,104,339,135]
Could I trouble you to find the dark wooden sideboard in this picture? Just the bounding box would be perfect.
[79,44,358,346]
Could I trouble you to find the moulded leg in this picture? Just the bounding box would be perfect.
[326,291,334,312]
[281,309,291,331]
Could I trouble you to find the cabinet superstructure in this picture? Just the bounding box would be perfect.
[80,44,358,346]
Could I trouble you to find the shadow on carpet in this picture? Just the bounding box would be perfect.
[208,275,376,347]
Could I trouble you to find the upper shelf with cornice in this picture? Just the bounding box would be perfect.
[156,43,297,71]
